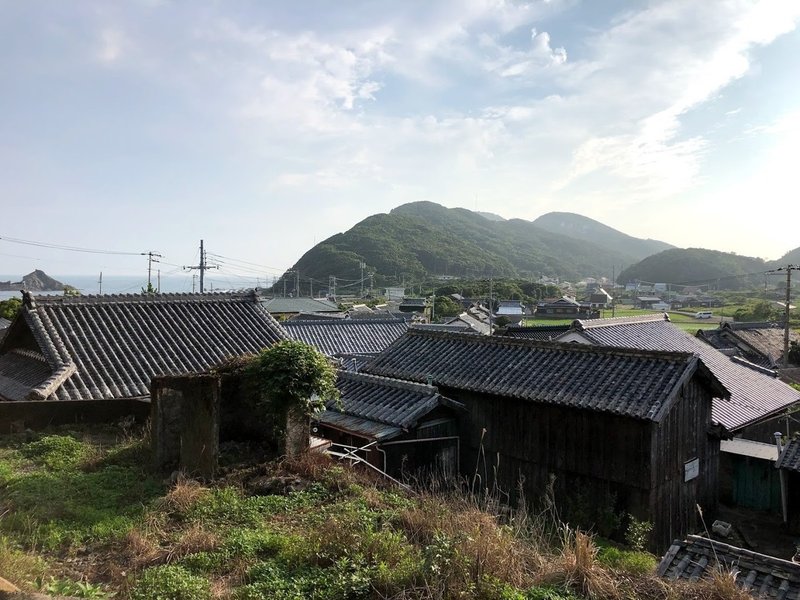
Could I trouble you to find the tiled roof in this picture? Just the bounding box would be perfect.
[363,329,722,421]
[315,371,459,441]
[0,318,10,330]
[658,535,800,598]
[697,322,800,368]
[0,291,288,402]
[777,439,800,474]
[283,318,408,357]
[260,297,341,314]
[559,315,800,432]
[501,325,571,341]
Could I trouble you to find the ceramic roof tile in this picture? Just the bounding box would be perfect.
[776,439,800,474]
[561,315,800,432]
[315,371,457,440]
[0,291,287,401]
[363,329,715,421]
[658,535,800,599]
[283,318,408,357]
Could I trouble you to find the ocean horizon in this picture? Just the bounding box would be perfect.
[0,273,266,301]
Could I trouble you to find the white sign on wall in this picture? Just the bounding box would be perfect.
[684,458,700,482]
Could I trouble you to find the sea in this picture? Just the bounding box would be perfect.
[0,273,263,301]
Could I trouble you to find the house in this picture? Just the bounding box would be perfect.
[443,305,493,335]
[697,322,800,369]
[364,329,727,550]
[635,296,664,309]
[554,314,800,439]
[554,314,800,515]
[658,535,800,596]
[0,291,288,404]
[536,296,581,318]
[313,371,464,477]
[776,437,800,534]
[384,287,406,301]
[399,297,428,315]
[587,288,613,308]
[495,300,525,324]
[282,318,408,366]
[260,297,341,320]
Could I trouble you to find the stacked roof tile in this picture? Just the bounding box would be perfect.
[658,535,800,598]
[315,371,459,441]
[777,439,800,474]
[0,291,287,402]
[260,297,341,315]
[558,315,800,432]
[283,318,408,358]
[363,329,725,421]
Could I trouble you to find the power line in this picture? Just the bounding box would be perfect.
[0,235,145,256]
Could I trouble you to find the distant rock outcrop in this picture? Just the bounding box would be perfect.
[0,270,66,292]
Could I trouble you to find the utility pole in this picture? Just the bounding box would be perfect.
[775,265,798,368]
[328,275,336,300]
[184,239,217,293]
[296,270,300,297]
[146,251,162,290]
[611,265,616,318]
[157,269,161,293]
[310,277,313,298]
[98,272,103,295]
[359,261,366,298]
[488,277,494,335]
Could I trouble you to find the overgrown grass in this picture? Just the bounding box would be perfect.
[0,427,756,600]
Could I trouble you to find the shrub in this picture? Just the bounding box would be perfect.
[129,564,211,600]
[21,435,92,471]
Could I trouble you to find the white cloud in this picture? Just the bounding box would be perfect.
[97,28,126,63]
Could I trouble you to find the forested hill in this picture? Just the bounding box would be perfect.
[532,212,674,261]
[617,248,767,289]
[288,201,673,288]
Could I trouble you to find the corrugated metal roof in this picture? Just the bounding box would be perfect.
[560,315,800,432]
[283,318,408,357]
[364,329,714,421]
[720,438,779,461]
[0,291,288,401]
[658,535,800,598]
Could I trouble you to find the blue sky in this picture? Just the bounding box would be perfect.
[2,0,799,281]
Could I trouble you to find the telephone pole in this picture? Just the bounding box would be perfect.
[98,272,103,295]
[359,261,366,297]
[184,240,218,293]
[774,265,798,368]
[146,251,162,291]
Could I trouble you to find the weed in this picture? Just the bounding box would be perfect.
[36,576,113,599]
[596,544,657,575]
[623,515,653,552]
[0,535,47,591]
[129,564,211,600]
[542,528,620,600]
[21,434,93,471]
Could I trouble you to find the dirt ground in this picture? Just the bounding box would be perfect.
[714,503,799,561]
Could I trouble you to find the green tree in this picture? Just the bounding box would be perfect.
[433,295,462,319]
[0,297,22,320]
[248,340,339,417]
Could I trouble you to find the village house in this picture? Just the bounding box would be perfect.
[776,437,800,535]
[499,324,571,341]
[535,296,596,319]
[697,321,800,369]
[586,287,613,308]
[494,300,525,324]
[357,328,727,550]
[553,314,800,515]
[0,291,288,427]
[313,371,464,477]
[635,296,664,310]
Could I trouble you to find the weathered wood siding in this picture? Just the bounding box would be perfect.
[447,388,652,532]
[649,378,718,551]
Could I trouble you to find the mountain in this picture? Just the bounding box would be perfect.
[476,211,506,222]
[0,270,66,292]
[617,248,766,290]
[770,246,800,268]
[288,202,673,289]
[532,212,674,262]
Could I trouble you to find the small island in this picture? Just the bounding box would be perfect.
[0,269,68,292]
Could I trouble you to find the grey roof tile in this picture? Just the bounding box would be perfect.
[283,318,408,357]
[260,297,340,314]
[0,291,287,401]
[363,329,718,421]
[777,438,800,474]
[501,324,571,341]
[560,315,800,431]
[315,371,458,440]
[658,535,800,598]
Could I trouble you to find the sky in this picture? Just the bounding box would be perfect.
[2,0,800,282]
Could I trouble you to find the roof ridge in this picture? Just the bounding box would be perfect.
[405,328,696,363]
[575,314,667,329]
[27,290,260,305]
[285,318,405,326]
[339,370,438,395]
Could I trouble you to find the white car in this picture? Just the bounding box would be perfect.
[694,311,713,319]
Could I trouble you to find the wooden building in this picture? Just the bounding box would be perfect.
[776,438,800,535]
[364,329,728,551]
[313,371,464,478]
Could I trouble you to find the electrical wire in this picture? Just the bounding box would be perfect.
[0,235,146,256]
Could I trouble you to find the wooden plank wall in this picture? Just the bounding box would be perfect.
[649,379,718,550]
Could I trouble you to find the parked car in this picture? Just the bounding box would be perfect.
[694,311,713,319]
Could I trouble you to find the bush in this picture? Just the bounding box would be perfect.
[21,435,91,471]
[129,564,211,600]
